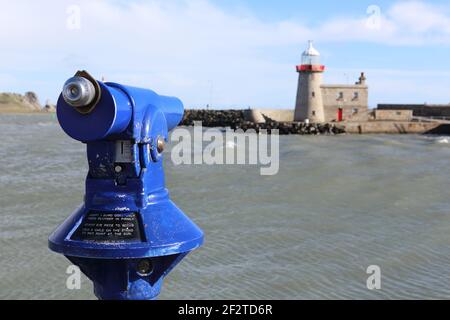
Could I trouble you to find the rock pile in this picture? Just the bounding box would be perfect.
[180,109,345,135]
[181,109,245,128]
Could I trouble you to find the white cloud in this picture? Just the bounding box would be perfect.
[313,1,450,45]
[389,1,450,34]
[0,0,449,107]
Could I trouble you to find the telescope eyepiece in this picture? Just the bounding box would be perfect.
[62,76,96,108]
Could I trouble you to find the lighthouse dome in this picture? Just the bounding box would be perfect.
[301,40,321,65]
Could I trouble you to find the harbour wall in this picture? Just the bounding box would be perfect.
[378,104,450,118]
[341,121,444,134]
[180,109,450,135]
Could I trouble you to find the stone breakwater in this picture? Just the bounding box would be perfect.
[180,109,345,135]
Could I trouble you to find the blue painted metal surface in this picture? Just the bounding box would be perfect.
[49,75,204,300]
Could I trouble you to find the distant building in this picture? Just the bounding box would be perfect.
[294,41,369,123]
[377,104,450,119]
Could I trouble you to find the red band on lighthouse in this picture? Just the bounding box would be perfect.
[296,65,325,72]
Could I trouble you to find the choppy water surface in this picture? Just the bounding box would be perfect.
[1,114,450,300]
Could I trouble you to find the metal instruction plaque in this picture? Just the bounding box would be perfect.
[72,211,142,242]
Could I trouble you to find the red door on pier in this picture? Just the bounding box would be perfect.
[337,108,343,122]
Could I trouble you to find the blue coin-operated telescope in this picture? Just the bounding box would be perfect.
[49,71,203,300]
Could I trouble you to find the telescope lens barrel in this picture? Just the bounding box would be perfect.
[57,75,183,142]
[62,76,96,107]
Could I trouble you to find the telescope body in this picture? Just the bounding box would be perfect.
[49,72,203,300]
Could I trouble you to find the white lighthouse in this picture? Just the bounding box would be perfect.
[294,41,326,123]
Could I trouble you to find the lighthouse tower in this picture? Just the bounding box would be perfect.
[294,41,325,123]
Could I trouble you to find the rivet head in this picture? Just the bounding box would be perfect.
[157,137,165,153]
[114,165,123,173]
[136,259,153,277]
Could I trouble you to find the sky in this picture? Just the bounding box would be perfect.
[1,0,450,108]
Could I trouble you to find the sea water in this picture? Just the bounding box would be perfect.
[1,114,450,299]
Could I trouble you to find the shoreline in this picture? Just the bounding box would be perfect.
[0,110,55,115]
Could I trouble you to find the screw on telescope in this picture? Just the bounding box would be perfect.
[157,137,165,153]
